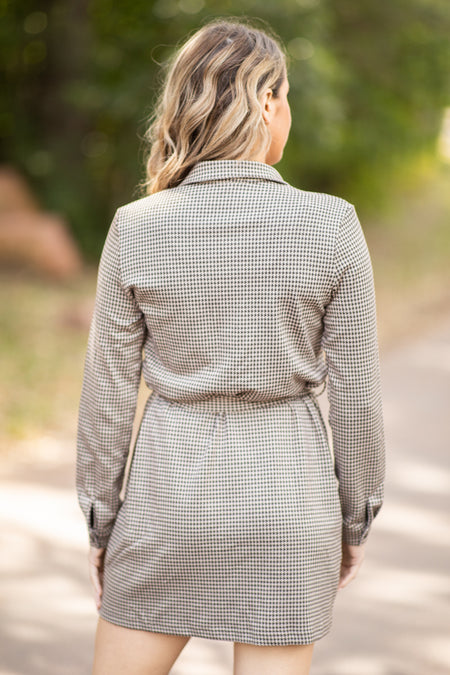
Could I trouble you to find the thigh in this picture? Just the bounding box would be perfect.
[233,641,315,675]
[92,616,190,675]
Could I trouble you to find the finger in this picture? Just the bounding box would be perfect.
[342,563,360,587]
[338,563,359,589]
[338,573,353,589]
[87,548,106,609]
[91,576,103,609]
[88,562,103,606]
[92,568,103,596]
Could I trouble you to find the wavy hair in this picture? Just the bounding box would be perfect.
[141,18,287,194]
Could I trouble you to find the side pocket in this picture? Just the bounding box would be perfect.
[309,395,338,484]
[89,503,95,529]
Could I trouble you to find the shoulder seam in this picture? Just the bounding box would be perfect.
[111,207,131,297]
[330,203,355,296]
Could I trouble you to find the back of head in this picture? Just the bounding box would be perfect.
[142,18,287,194]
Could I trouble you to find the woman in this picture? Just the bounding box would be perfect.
[76,17,385,675]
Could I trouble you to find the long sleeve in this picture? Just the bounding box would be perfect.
[76,210,147,548]
[321,204,385,546]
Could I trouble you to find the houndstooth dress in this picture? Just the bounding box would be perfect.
[76,159,385,646]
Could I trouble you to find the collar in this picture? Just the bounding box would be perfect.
[178,159,288,187]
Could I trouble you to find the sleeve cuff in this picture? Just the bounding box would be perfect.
[342,486,385,546]
[88,528,113,548]
[342,523,371,546]
[86,503,114,548]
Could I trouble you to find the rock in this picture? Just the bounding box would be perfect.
[0,166,40,213]
[0,211,83,280]
[0,165,83,279]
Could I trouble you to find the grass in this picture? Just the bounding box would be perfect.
[1,158,449,448]
[0,270,97,445]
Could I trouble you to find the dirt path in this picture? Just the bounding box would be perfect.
[0,318,449,674]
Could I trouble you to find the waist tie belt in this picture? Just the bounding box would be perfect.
[150,383,326,414]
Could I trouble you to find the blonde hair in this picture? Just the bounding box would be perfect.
[141,18,287,195]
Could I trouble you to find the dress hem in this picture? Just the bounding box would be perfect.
[97,606,331,646]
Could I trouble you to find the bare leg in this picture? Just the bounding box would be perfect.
[233,641,315,675]
[92,616,190,675]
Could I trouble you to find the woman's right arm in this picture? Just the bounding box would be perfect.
[76,210,147,550]
[321,204,386,550]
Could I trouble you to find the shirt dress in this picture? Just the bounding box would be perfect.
[75,159,385,646]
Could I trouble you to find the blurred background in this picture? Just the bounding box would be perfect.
[1,0,450,447]
[0,2,449,674]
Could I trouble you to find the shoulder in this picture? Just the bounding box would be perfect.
[112,191,180,247]
[284,183,354,222]
[115,191,174,223]
[113,183,355,235]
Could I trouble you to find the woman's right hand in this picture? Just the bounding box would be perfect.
[88,545,106,610]
[338,542,365,589]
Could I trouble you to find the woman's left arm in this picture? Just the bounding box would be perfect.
[76,209,146,549]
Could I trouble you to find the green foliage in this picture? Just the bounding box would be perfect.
[1,0,449,258]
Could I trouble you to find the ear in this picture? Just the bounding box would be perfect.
[261,88,274,125]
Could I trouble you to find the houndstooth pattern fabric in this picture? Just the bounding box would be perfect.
[76,159,385,645]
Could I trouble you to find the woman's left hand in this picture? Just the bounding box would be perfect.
[88,545,106,610]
